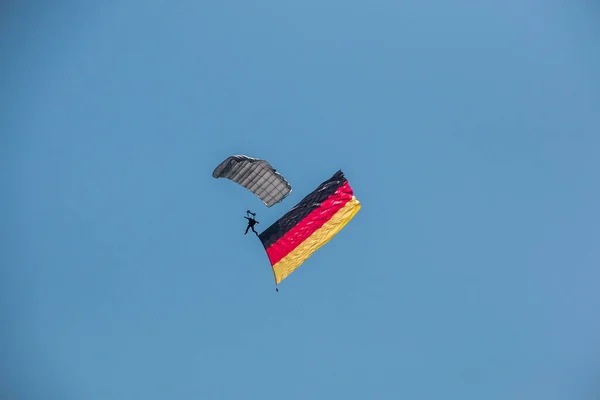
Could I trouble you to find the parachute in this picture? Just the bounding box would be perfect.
[212,155,292,207]
[258,170,361,287]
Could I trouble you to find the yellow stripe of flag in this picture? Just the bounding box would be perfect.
[271,196,361,284]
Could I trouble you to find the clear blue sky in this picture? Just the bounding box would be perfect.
[2,1,600,399]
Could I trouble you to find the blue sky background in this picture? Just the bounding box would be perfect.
[2,1,600,399]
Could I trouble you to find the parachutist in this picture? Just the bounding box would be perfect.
[244,212,259,236]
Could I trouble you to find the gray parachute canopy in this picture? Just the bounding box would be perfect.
[212,155,292,207]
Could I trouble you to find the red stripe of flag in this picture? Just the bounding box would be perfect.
[265,181,354,266]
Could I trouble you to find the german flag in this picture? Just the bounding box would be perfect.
[258,170,361,286]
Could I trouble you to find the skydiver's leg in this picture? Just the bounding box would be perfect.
[251,226,258,235]
[245,225,250,234]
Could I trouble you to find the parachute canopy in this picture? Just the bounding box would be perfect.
[212,155,292,207]
[258,170,361,285]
